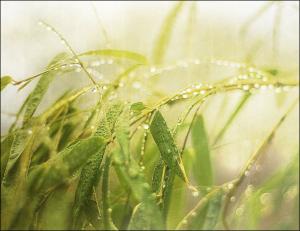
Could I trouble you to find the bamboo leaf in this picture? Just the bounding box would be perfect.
[102,156,117,230]
[28,136,106,193]
[1,76,13,91]
[176,189,224,230]
[150,110,188,182]
[79,49,148,65]
[23,52,69,124]
[191,114,213,186]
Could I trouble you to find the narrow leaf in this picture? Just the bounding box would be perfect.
[1,76,13,91]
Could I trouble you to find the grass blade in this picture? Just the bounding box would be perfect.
[152,1,185,64]
[23,52,69,124]
[150,110,188,182]
[191,114,213,186]
[79,49,148,65]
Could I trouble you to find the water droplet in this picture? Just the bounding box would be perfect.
[255,164,262,172]
[92,87,98,93]
[108,208,112,213]
[60,39,66,45]
[260,193,272,205]
[27,129,33,135]
[195,84,202,89]
[200,90,206,95]
[129,168,138,178]
[133,82,141,89]
[143,124,149,130]
[150,67,157,73]
[245,184,254,197]
[107,59,114,64]
[90,125,95,130]
[167,149,171,153]
[235,207,244,216]
[192,191,199,197]
[242,85,250,91]
[140,166,145,171]
[230,196,236,202]
[244,170,250,176]
[227,183,234,190]
[254,83,260,89]
[182,219,187,225]
[182,94,188,99]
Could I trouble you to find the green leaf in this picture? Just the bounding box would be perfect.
[191,114,213,186]
[128,198,164,230]
[73,102,124,229]
[176,189,224,230]
[130,102,147,116]
[23,52,69,124]
[28,136,106,193]
[79,49,148,65]
[152,1,185,64]
[151,158,164,193]
[1,76,13,91]
[102,156,117,230]
[213,92,251,145]
[150,110,188,182]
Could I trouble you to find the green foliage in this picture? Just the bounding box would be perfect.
[1,2,298,230]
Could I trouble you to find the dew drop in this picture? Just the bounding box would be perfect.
[182,219,187,225]
[244,170,250,176]
[167,149,171,153]
[143,124,149,130]
[260,193,272,205]
[27,129,33,135]
[192,191,199,197]
[235,207,244,216]
[150,67,157,73]
[200,90,206,95]
[182,94,188,99]
[92,87,98,93]
[108,208,112,213]
[227,183,234,190]
[242,85,250,91]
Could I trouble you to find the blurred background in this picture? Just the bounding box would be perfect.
[1,1,299,229]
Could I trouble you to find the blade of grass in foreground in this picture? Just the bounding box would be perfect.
[152,1,185,64]
[72,102,124,229]
[150,110,188,182]
[113,107,164,230]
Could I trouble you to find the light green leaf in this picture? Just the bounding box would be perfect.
[191,114,213,186]
[23,52,69,124]
[79,49,148,65]
[28,136,106,193]
[1,76,13,91]
[152,1,185,64]
[150,110,188,182]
